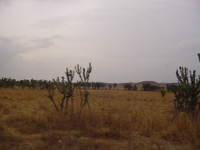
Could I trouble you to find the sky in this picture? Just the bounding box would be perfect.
[0,0,200,83]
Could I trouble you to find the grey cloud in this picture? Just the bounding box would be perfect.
[0,36,28,77]
[1,0,200,82]
[0,36,26,63]
[0,34,63,79]
[30,35,62,49]
[0,0,11,6]
[0,35,61,64]
[32,17,69,30]
[33,0,76,3]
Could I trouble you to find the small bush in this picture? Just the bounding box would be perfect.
[160,89,167,97]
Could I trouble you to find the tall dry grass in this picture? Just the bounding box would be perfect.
[0,88,200,150]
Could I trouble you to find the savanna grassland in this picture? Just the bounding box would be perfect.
[0,88,200,150]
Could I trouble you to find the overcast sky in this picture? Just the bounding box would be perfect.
[0,0,200,83]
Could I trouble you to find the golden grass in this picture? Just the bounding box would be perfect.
[0,88,200,150]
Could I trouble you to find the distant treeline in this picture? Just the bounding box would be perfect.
[123,82,178,92]
[123,83,138,91]
[0,77,178,92]
[142,83,164,91]
[0,77,118,90]
[142,83,178,92]
[0,77,53,89]
[123,83,164,91]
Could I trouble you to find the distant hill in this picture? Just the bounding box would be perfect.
[136,81,158,85]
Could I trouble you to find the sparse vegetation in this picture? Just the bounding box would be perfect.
[1,62,200,149]
[1,87,200,150]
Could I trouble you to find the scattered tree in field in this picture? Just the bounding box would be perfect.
[124,83,132,90]
[132,84,138,91]
[173,66,200,120]
[113,83,117,89]
[142,83,160,91]
[45,69,75,118]
[91,82,107,89]
[108,84,112,90]
[75,63,92,109]
[124,83,137,91]
[45,63,92,118]
[166,84,178,92]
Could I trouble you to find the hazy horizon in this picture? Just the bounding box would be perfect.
[1,0,200,83]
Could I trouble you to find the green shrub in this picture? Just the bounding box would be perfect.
[160,89,167,97]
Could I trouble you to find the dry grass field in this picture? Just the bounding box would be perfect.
[0,87,200,150]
